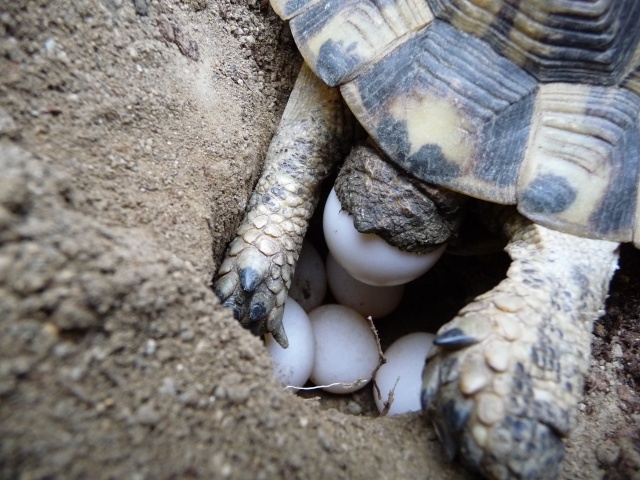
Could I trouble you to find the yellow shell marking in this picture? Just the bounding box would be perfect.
[389,92,474,167]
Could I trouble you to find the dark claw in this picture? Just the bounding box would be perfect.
[213,271,237,302]
[249,290,274,323]
[214,287,225,301]
[432,419,458,461]
[266,305,284,333]
[249,300,267,324]
[420,381,437,410]
[239,266,261,293]
[434,327,478,350]
[426,396,474,463]
[249,320,266,337]
[222,300,244,321]
[441,396,472,433]
[271,318,289,349]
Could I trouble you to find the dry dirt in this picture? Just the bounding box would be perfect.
[0,1,639,479]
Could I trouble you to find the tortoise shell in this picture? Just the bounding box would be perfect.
[270,0,640,246]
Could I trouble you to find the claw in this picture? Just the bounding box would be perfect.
[236,248,269,292]
[420,375,437,410]
[434,327,478,350]
[222,299,244,321]
[249,290,274,325]
[239,266,262,293]
[249,320,266,337]
[266,304,284,333]
[249,298,267,323]
[431,413,462,462]
[270,316,289,349]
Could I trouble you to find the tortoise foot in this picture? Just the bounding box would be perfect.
[422,216,619,479]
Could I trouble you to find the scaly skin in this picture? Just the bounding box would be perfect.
[214,64,352,346]
[422,211,619,479]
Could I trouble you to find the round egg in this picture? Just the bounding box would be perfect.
[374,332,435,415]
[309,304,380,394]
[289,241,327,312]
[323,188,445,287]
[326,253,404,319]
[265,298,315,388]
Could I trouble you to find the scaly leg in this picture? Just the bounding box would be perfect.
[214,64,351,347]
[422,210,619,479]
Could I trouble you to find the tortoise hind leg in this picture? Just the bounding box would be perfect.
[214,64,351,346]
[422,210,619,480]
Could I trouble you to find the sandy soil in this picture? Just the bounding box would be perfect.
[0,1,638,479]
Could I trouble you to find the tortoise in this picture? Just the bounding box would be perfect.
[214,1,640,478]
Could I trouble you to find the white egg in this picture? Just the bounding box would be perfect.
[323,188,445,286]
[374,332,435,415]
[288,241,327,312]
[265,298,315,388]
[326,253,404,319]
[309,304,380,394]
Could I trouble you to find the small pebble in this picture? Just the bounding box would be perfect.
[346,400,362,415]
[144,339,157,355]
[611,343,623,358]
[135,404,161,425]
[595,439,620,466]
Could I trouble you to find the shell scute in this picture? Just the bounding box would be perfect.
[518,84,640,242]
[271,0,640,244]
[341,20,538,204]
[288,0,434,86]
[427,0,640,84]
